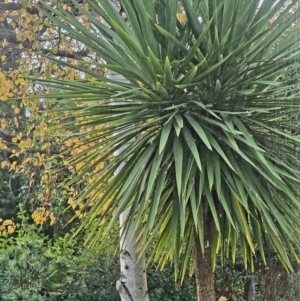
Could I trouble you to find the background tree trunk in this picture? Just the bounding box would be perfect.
[194,213,216,301]
[244,275,256,301]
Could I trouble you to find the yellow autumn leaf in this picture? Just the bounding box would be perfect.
[1,161,8,168]
[33,159,40,166]
[176,13,186,22]
[1,39,8,48]
[78,201,84,209]
[76,210,86,219]
[68,197,77,209]
[32,207,48,225]
[14,107,20,114]
[0,72,5,84]
[0,55,6,62]
[45,188,50,197]
[51,63,58,70]
[65,139,73,147]
[29,101,37,112]
[76,162,84,170]
[0,142,7,150]
[50,212,56,225]
[18,140,26,150]
[7,225,16,234]
[10,162,17,170]
[72,137,80,143]
[1,120,7,129]
[2,219,13,226]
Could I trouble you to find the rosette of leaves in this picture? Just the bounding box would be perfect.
[32,0,300,291]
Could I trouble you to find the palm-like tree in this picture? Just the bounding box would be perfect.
[35,0,300,300]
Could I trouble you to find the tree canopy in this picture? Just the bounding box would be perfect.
[19,0,300,286]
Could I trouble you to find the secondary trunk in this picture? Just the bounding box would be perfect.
[244,275,256,301]
[117,207,149,301]
[194,214,216,301]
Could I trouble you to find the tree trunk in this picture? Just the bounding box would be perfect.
[244,275,256,301]
[117,207,149,301]
[194,214,216,301]
[108,68,149,301]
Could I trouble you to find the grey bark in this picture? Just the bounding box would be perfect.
[244,276,256,301]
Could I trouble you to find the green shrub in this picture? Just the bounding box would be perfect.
[214,250,300,301]
[4,208,299,301]
[0,211,197,301]
[0,226,76,300]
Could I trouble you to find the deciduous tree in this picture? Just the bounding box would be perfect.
[0,0,104,234]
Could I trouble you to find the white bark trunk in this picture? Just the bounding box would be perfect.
[108,69,149,301]
[117,207,149,301]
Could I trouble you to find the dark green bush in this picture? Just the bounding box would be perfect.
[0,213,197,301]
[0,226,77,301]
[214,250,300,301]
[1,211,298,301]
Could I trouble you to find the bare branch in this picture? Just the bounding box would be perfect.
[0,2,39,14]
[0,31,19,44]
[40,48,89,59]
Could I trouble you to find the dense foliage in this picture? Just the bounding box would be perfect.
[0,0,103,229]
[31,0,300,281]
[1,211,299,301]
[1,0,300,300]
[0,167,19,220]
[0,210,197,301]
